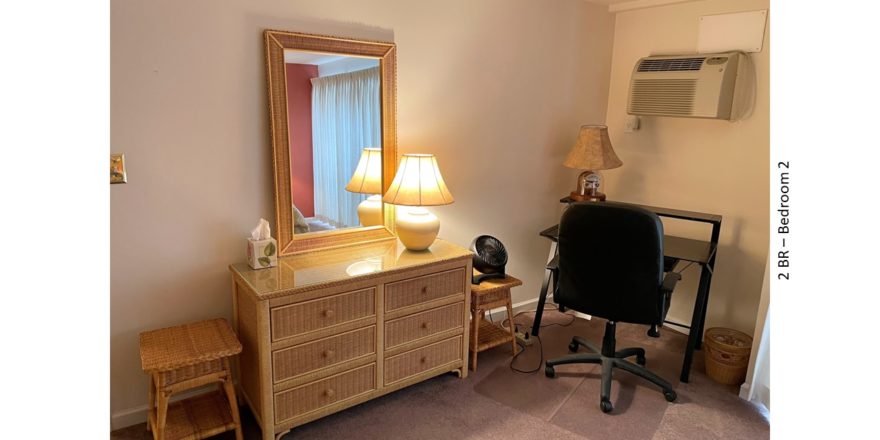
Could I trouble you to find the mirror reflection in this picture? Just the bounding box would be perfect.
[284,50,382,234]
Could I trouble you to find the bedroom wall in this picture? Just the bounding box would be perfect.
[110,0,615,427]
[286,63,317,217]
[602,0,770,335]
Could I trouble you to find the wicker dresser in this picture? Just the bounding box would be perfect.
[229,239,472,440]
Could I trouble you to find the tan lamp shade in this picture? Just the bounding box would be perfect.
[382,154,454,206]
[345,148,383,195]
[562,125,623,170]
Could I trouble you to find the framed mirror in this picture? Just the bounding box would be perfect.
[264,30,398,256]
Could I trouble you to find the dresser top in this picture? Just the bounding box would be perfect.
[230,239,472,298]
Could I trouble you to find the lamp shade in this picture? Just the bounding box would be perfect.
[562,125,623,170]
[345,148,383,195]
[382,154,454,206]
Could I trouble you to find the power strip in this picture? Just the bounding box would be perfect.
[515,331,534,346]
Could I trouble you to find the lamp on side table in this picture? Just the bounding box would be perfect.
[563,125,623,202]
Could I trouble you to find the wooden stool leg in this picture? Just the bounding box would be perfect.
[470,309,483,371]
[222,360,244,440]
[147,375,155,433]
[505,293,518,355]
[155,387,169,440]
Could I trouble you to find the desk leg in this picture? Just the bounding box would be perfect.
[691,222,721,350]
[531,242,558,337]
[694,266,714,351]
[531,269,552,337]
[681,264,712,383]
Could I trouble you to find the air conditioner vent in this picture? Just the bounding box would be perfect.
[627,52,742,119]
[629,79,696,116]
[637,57,705,72]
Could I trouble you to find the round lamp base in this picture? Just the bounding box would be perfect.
[569,191,606,202]
[357,195,383,226]
[395,207,439,251]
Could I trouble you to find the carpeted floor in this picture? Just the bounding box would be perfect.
[112,311,769,439]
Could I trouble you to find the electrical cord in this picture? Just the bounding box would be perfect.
[674,260,695,275]
[509,334,544,374]
[505,307,577,374]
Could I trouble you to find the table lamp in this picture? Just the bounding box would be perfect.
[382,154,454,251]
[345,148,384,226]
[562,125,623,202]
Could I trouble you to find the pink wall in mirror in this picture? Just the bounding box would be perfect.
[286,63,318,217]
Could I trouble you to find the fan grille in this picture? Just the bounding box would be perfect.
[637,57,705,72]
[471,235,508,272]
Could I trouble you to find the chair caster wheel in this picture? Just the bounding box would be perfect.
[636,355,646,366]
[545,365,556,378]
[600,399,613,413]
[664,390,677,402]
[568,341,579,353]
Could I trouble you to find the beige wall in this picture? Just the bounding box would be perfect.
[110,0,615,426]
[603,0,770,334]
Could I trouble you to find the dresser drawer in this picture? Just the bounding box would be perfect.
[385,268,465,312]
[274,363,376,424]
[385,302,464,349]
[272,326,376,383]
[384,337,462,385]
[271,288,375,341]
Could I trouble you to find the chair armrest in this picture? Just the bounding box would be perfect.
[546,254,559,271]
[661,272,681,294]
[650,272,682,338]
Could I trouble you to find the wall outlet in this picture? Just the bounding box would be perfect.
[624,115,641,133]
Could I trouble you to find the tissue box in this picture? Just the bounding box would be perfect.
[247,238,278,269]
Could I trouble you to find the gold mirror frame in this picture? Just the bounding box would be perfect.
[265,30,398,256]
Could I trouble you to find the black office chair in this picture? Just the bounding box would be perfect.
[544,202,680,413]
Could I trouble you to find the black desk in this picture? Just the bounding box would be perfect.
[531,200,721,383]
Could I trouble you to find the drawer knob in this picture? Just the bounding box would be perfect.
[323,309,335,318]
[420,356,427,364]
[324,389,335,398]
[322,350,334,358]
[421,286,428,294]
[421,322,430,330]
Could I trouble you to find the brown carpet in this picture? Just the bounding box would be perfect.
[112,311,768,440]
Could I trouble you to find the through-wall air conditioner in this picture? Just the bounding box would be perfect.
[627,52,745,120]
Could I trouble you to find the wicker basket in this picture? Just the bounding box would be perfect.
[703,327,753,385]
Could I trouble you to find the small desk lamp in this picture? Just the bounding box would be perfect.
[563,125,623,202]
[382,154,454,251]
[345,148,384,226]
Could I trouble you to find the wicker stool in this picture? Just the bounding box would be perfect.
[139,318,243,440]
[469,273,522,371]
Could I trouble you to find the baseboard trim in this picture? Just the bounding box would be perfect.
[484,295,688,334]
[485,297,540,323]
[111,404,148,431]
[484,296,593,328]
[111,386,214,430]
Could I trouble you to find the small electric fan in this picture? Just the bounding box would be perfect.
[470,235,508,284]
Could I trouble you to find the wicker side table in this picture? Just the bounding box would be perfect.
[469,273,522,371]
[139,318,243,440]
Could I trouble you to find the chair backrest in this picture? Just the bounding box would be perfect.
[555,202,665,325]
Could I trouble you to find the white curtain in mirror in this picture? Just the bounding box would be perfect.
[311,67,381,228]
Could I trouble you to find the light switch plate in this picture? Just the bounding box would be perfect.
[111,153,127,184]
